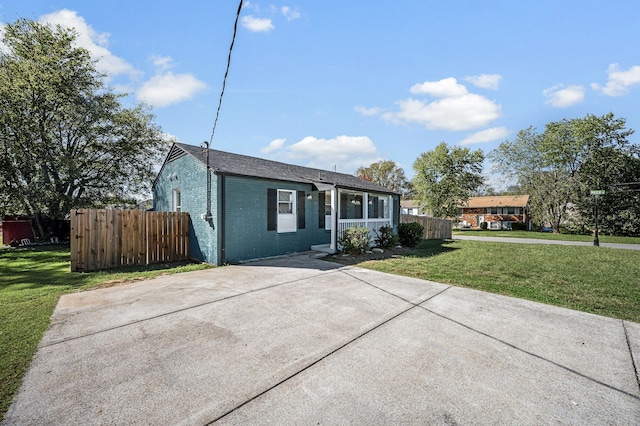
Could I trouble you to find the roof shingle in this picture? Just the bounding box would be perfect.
[170,143,398,194]
[461,195,530,208]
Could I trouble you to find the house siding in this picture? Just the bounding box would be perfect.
[223,175,330,263]
[153,155,219,264]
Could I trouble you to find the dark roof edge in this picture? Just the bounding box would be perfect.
[212,169,398,195]
[156,142,400,195]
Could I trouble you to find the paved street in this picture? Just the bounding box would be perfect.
[453,234,640,250]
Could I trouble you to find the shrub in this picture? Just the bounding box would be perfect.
[510,221,527,231]
[374,225,399,249]
[397,222,424,247]
[338,227,371,254]
[479,221,488,230]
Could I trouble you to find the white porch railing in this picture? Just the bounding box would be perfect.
[337,219,393,242]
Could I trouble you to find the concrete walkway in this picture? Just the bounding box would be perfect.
[453,234,640,250]
[4,254,640,425]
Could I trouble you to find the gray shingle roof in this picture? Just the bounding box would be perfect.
[171,142,398,194]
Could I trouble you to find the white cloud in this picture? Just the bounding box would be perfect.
[354,105,384,116]
[137,72,207,107]
[266,135,381,173]
[543,84,585,107]
[135,55,207,107]
[382,94,501,131]
[592,63,640,96]
[261,138,286,153]
[39,9,137,78]
[465,74,502,90]
[459,127,510,145]
[376,77,502,131]
[241,15,274,32]
[410,77,468,97]
[150,55,173,73]
[281,6,301,21]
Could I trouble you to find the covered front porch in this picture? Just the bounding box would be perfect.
[316,186,395,253]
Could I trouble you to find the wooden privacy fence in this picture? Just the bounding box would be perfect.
[70,209,190,272]
[401,215,452,240]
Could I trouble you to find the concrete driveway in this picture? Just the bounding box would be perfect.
[4,254,640,425]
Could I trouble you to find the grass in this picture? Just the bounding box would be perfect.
[453,229,640,244]
[335,239,640,323]
[0,245,212,420]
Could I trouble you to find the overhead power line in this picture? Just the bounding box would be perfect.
[208,0,243,146]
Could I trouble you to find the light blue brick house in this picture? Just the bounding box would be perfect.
[153,142,400,265]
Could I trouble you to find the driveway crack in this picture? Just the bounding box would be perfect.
[205,269,452,424]
[623,320,640,392]
[41,269,345,348]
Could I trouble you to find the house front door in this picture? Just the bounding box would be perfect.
[477,215,484,227]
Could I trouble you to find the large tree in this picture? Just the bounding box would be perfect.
[565,113,640,236]
[490,126,577,232]
[0,19,165,239]
[490,113,639,235]
[412,142,485,218]
[355,160,408,193]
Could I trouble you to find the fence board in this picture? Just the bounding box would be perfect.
[70,209,190,272]
[400,215,452,240]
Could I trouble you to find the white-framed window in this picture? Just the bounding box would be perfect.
[172,188,181,212]
[278,189,297,233]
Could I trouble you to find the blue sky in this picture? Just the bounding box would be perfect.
[2,1,640,187]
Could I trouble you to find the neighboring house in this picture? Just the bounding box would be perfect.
[153,143,400,265]
[1,216,35,245]
[458,195,531,230]
[400,200,428,216]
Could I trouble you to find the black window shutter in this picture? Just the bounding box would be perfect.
[297,191,306,229]
[372,196,379,218]
[267,188,277,231]
[318,191,325,228]
[340,192,347,219]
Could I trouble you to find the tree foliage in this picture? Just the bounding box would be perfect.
[490,126,577,232]
[490,113,640,235]
[355,160,408,193]
[0,19,166,238]
[412,142,485,218]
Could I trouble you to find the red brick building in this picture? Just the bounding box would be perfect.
[458,195,531,230]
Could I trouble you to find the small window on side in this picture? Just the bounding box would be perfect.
[172,189,181,212]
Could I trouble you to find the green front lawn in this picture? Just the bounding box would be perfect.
[453,229,640,244]
[338,239,640,322]
[0,245,212,420]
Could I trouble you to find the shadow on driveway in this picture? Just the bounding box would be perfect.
[4,253,639,425]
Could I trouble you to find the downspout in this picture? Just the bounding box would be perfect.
[220,173,226,264]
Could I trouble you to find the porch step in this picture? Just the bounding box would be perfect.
[311,244,335,254]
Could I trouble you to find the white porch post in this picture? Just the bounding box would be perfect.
[330,188,338,251]
[363,192,369,228]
